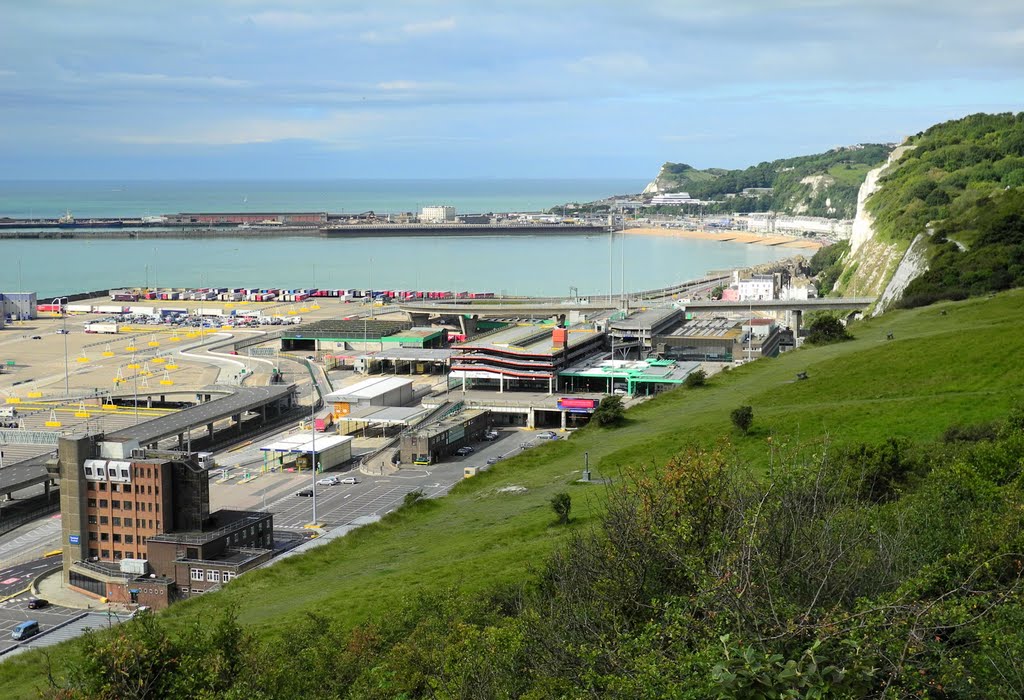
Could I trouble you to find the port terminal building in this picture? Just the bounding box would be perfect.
[449,323,606,395]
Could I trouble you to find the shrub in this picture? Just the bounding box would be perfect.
[592,395,625,427]
[684,369,707,388]
[730,405,754,433]
[550,492,571,525]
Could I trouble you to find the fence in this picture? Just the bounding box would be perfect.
[0,429,59,445]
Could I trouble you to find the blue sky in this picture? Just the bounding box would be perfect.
[1,0,1022,180]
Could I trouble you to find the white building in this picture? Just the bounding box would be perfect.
[733,272,778,301]
[420,205,456,223]
[650,192,698,206]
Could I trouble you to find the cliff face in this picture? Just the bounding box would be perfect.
[839,144,927,310]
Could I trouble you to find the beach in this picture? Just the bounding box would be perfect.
[625,226,825,251]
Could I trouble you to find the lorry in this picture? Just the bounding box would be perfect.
[314,413,334,432]
[84,322,120,334]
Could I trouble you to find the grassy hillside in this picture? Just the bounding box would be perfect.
[652,144,892,218]
[5,290,1024,697]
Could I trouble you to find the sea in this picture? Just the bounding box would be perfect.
[0,179,796,297]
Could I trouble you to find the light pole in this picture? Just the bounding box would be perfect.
[53,297,69,395]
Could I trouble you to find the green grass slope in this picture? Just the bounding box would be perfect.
[3,290,1024,697]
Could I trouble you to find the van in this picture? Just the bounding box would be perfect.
[12,621,39,641]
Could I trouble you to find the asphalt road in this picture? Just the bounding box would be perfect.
[0,558,61,601]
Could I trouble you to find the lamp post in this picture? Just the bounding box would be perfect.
[53,297,69,395]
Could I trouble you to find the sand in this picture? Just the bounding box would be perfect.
[624,226,824,251]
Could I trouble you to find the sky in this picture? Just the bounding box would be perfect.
[1,0,1022,180]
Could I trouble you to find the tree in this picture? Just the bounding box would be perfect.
[550,492,572,525]
[592,395,625,427]
[684,369,707,388]
[805,315,853,345]
[731,405,754,433]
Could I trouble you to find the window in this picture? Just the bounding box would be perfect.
[154,504,159,513]
[113,551,122,560]
[125,535,134,544]
[99,499,108,508]
[88,548,98,557]
[121,469,129,479]
[207,570,220,583]
[124,518,132,527]
[154,486,159,495]
[111,500,120,509]
[111,484,119,493]
[113,534,121,543]
[87,498,97,508]
[123,501,132,511]
[87,482,96,492]
[88,532,97,541]
[155,520,160,529]
[97,468,105,478]
[98,482,107,491]
[149,519,154,528]
[99,516,108,525]
[147,485,152,495]
[100,533,109,542]
[146,468,151,478]
[112,517,121,526]
[191,569,204,581]
[147,503,153,512]
[87,515,97,525]
[84,466,93,476]
[223,572,234,582]
[100,549,109,558]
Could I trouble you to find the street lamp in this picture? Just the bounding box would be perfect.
[53,297,69,395]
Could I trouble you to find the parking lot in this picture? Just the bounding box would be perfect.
[0,597,90,655]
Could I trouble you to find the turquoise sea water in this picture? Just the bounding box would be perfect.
[0,179,643,219]
[0,180,796,297]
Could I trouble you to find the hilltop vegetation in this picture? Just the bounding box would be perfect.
[651,144,892,218]
[851,113,1024,308]
[6,288,1024,698]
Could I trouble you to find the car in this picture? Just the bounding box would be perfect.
[537,431,558,439]
[482,432,499,441]
[26,599,48,610]
[486,457,499,465]
[30,336,41,340]
[454,446,474,456]
[296,489,313,497]
[316,476,339,486]
[55,329,69,335]
[339,476,358,485]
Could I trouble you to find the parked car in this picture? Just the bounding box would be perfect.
[455,446,474,456]
[316,476,339,486]
[537,431,558,440]
[26,599,48,610]
[296,489,314,497]
[486,457,499,465]
[482,431,499,441]
[339,476,358,485]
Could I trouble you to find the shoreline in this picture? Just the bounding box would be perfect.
[624,226,825,250]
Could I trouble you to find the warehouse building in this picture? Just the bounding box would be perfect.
[323,377,415,419]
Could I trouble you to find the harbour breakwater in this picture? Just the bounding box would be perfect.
[0,223,607,240]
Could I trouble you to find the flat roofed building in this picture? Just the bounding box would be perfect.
[655,317,744,363]
[323,376,414,417]
[399,409,490,465]
[450,323,606,394]
[420,205,456,223]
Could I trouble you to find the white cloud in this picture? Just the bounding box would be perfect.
[568,52,651,78]
[113,111,373,146]
[376,80,450,91]
[400,17,456,35]
[360,15,456,42]
[95,72,253,89]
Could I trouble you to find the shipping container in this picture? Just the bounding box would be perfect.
[66,304,94,314]
[96,305,127,314]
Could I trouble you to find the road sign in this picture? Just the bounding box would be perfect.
[69,534,80,545]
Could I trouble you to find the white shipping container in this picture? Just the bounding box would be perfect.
[128,306,158,315]
[85,322,120,334]
[96,305,126,314]
[198,308,223,317]
[119,558,149,575]
[66,304,94,313]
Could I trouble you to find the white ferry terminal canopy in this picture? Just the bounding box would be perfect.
[104,385,296,445]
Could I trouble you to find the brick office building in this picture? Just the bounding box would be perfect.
[60,435,273,609]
